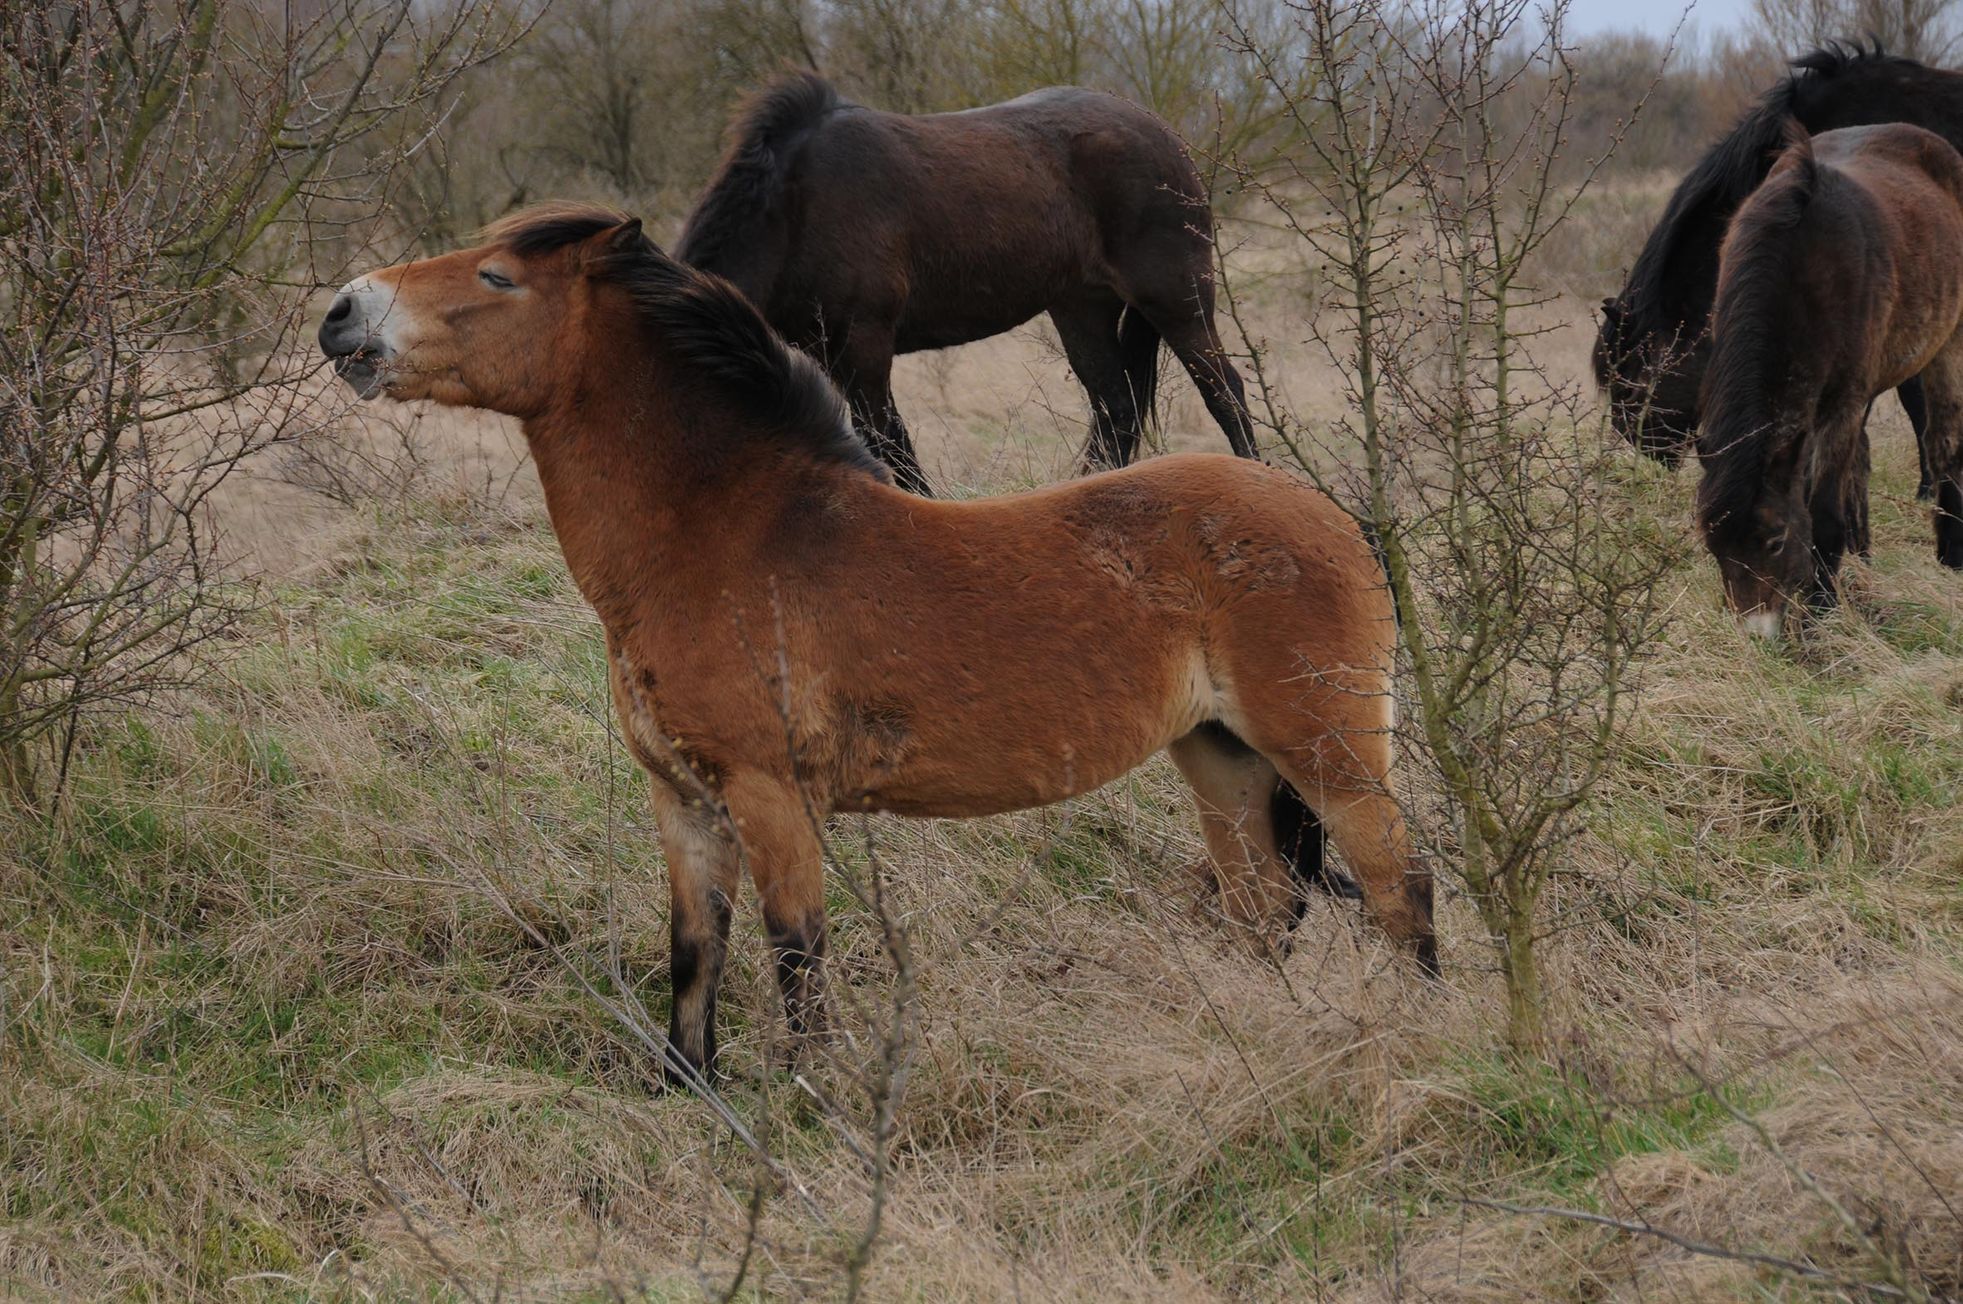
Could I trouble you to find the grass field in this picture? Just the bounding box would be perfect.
[2,275,1960,1301]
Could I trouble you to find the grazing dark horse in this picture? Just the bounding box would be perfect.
[676,73,1257,495]
[1595,43,1957,496]
[1698,124,1963,638]
[318,204,1434,1083]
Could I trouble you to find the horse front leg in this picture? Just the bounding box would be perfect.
[835,328,932,495]
[648,778,741,1087]
[723,771,832,1065]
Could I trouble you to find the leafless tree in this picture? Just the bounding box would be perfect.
[1754,0,1962,62]
[1219,0,1684,1049]
[0,0,518,802]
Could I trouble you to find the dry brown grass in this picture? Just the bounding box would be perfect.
[1,212,1958,1299]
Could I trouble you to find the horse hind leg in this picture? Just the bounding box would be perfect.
[1914,351,1963,568]
[1166,724,1298,954]
[1130,289,1258,460]
[1050,294,1149,471]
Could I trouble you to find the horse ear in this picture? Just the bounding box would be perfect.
[605,218,652,253]
[1600,296,1623,324]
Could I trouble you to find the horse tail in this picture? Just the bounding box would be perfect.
[1697,118,1821,540]
[1117,305,1161,437]
[676,70,840,302]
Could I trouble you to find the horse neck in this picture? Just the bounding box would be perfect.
[676,200,789,310]
[518,361,823,630]
[1623,61,1959,338]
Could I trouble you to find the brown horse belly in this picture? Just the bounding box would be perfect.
[830,636,1210,817]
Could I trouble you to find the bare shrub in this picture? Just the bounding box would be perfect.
[0,0,516,802]
[268,406,433,509]
[1754,0,1963,63]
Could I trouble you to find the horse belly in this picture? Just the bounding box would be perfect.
[892,260,1085,353]
[842,748,1146,818]
[828,638,1211,819]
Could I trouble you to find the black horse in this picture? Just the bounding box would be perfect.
[1595,43,1962,497]
[676,73,1256,495]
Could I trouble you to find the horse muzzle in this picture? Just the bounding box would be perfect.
[318,287,393,400]
[1737,607,1784,642]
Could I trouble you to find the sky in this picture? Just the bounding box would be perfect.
[1560,0,1756,39]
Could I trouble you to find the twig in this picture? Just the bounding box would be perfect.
[1459,1196,1916,1300]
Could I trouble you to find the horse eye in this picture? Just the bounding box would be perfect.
[479,268,515,291]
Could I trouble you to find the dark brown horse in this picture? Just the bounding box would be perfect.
[1596,43,1956,496]
[318,204,1434,1083]
[1698,123,1963,637]
[676,73,1257,495]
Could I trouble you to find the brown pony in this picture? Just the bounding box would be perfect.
[1594,43,1950,496]
[1698,123,1963,638]
[318,204,1433,1083]
[676,73,1257,495]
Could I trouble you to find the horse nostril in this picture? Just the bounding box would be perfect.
[325,293,353,326]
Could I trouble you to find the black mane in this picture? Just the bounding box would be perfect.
[483,204,886,480]
[1694,126,1820,542]
[675,71,842,291]
[1610,41,1903,355]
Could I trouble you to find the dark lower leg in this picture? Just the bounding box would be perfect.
[1808,503,1850,614]
[1051,300,1141,471]
[667,887,733,1085]
[766,912,830,1053]
[1158,317,1258,459]
[1850,424,1873,559]
[1271,779,1361,905]
[836,337,932,495]
[1078,388,1141,471]
[1938,477,1963,568]
[1912,367,1962,564]
[869,404,932,497]
[1899,376,1933,501]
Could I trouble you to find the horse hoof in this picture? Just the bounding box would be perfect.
[660,1049,714,1094]
[1317,867,1365,900]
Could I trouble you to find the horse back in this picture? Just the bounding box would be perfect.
[775,91,1210,350]
[1796,126,1963,381]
